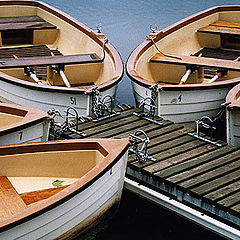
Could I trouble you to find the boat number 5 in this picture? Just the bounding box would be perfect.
[70,97,77,105]
[178,94,182,102]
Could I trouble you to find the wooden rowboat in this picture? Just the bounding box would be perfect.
[127,6,240,127]
[225,83,240,146]
[0,0,123,122]
[0,138,129,239]
[0,102,50,144]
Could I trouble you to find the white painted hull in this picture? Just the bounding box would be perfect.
[0,121,49,145]
[0,150,128,240]
[132,81,231,128]
[226,108,240,146]
[0,79,117,123]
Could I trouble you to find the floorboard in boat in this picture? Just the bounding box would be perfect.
[0,176,27,218]
[60,105,240,227]
[0,45,62,78]
[20,185,69,205]
[193,47,240,78]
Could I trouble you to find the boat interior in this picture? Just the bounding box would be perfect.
[137,11,240,85]
[0,105,26,127]
[0,5,114,88]
[0,145,106,219]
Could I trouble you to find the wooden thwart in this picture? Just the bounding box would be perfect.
[150,52,240,71]
[0,53,102,69]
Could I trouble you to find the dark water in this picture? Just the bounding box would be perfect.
[43,0,238,239]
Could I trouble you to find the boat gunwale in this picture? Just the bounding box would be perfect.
[0,102,50,136]
[0,138,129,233]
[126,5,240,90]
[226,83,240,108]
[0,0,123,93]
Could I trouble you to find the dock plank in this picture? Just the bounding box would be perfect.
[132,136,204,169]
[179,152,240,190]
[151,144,219,178]
[91,119,151,138]
[166,145,238,184]
[217,191,240,208]
[204,180,240,201]
[191,167,240,195]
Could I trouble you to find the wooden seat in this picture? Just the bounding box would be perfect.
[0,53,103,69]
[198,21,240,36]
[0,176,27,219]
[150,52,240,71]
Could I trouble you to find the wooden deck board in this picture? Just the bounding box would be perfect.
[204,180,240,201]
[166,145,238,184]
[179,152,240,189]
[131,136,204,170]
[217,191,240,208]
[191,167,240,195]
[150,143,218,177]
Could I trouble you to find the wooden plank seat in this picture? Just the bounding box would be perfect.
[0,176,27,219]
[0,16,56,31]
[198,20,240,36]
[0,53,103,69]
[150,52,240,71]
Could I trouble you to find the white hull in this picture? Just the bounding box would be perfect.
[132,81,231,128]
[0,79,117,123]
[0,121,49,145]
[0,150,128,240]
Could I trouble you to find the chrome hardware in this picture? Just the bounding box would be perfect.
[139,83,158,119]
[150,24,158,33]
[129,130,156,163]
[91,87,120,122]
[188,115,222,147]
[97,23,102,33]
[48,107,87,139]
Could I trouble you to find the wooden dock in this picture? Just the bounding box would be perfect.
[57,104,240,238]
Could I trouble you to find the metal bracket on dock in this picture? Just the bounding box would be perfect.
[134,83,162,125]
[129,130,156,163]
[48,107,87,139]
[188,116,222,147]
[91,87,120,122]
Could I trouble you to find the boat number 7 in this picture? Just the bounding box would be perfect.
[178,94,182,102]
[18,131,23,141]
[70,97,77,105]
